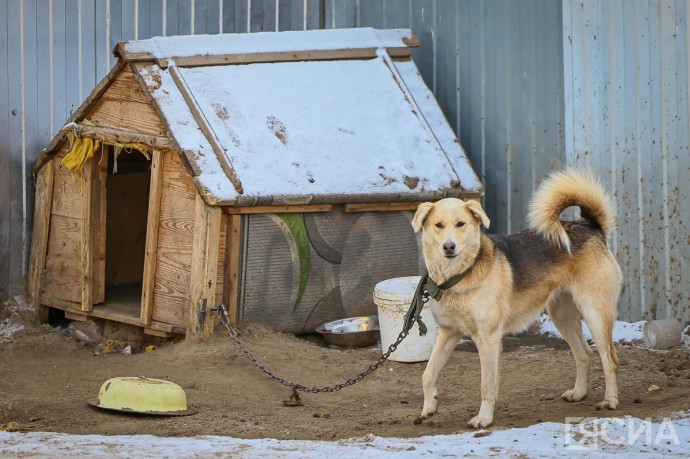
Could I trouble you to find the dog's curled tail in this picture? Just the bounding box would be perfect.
[528,169,616,253]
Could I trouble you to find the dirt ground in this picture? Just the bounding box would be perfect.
[1,306,690,441]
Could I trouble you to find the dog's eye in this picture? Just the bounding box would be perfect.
[456,221,465,228]
[435,222,444,229]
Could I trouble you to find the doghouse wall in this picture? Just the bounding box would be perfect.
[40,147,85,305]
[149,150,226,328]
[240,208,424,333]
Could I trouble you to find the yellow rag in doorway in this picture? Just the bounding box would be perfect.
[60,124,154,175]
[60,134,101,174]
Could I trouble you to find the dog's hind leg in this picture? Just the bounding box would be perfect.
[547,293,593,402]
[572,287,620,411]
[420,327,462,420]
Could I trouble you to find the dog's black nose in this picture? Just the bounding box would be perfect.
[443,241,456,254]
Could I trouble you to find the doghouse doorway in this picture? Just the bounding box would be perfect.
[95,147,151,320]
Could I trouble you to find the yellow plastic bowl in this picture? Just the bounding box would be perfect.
[88,377,196,416]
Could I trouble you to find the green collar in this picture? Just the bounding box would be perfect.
[425,264,474,302]
[402,264,474,337]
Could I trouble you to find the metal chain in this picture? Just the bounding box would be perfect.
[213,293,428,394]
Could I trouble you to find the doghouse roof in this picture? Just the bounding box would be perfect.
[36,28,482,206]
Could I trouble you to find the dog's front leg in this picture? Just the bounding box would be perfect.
[420,327,460,421]
[468,331,502,428]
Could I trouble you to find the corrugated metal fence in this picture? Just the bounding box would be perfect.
[564,0,689,322]
[3,0,686,325]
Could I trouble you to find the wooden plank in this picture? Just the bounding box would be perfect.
[76,124,172,150]
[144,327,180,338]
[27,159,55,304]
[215,213,227,307]
[225,214,242,328]
[151,152,196,327]
[141,151,165,325]
[92,148,108,304]
[116,38,414,66]
[168,65,244,194]
[51,151,83,219]
[224,204,332,215]
[65,311,87,322]
[81,158,94,311]
[188,195,222,340]
[41,215,82,303]
[343,202,423,213]
[148,321,186,335]
[88,64,166,136]
[154,47,413,67]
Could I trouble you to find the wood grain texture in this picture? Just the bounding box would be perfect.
[215,213,227,307]
[77,124,172,149]
[87,64,165,136]
[343,202,422,212]
[151,152,195,327]
[27,159,55,304]
[92,149,107,304]
[224,204,332,214]
[226,214,242,327]
[51,156,83,219]
[80,158,94,311]
[141,151,164,325]
[41,215,82,303]
[187,194,221,340]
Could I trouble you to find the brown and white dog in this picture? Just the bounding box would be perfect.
[412,169,622,428]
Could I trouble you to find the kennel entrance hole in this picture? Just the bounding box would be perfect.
[95,147,151,321]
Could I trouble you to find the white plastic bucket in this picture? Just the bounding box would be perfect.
[373,276,438,362]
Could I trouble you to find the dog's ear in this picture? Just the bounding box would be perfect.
[412,202,434,233]
[465,200,490,228]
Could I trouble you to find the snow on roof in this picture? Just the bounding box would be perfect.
[133,28,481,206]
[121,28,415,59]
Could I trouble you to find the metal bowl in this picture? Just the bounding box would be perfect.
[315,316,380,348]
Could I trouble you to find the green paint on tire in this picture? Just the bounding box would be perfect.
[278,213,310,312]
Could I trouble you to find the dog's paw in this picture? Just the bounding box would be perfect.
[421,397,438,419]
[562,388,587,402]
[595,398,618,410]
[467,414,493,429]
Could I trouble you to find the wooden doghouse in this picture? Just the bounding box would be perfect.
[28,28,482,339]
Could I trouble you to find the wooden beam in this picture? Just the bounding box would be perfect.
[27,159,55,305]
[224,204,332,215]
[78,124,172,150]
[118,45,413,67]
[168,65,244,194]
[92,148,108,304]
[225,214,242,328]
[344,202,422,213]
[144,327,181,338]
[80,159,94,311]
[65,311,87,322]
[187,194,222,340]
[140,151,165,325]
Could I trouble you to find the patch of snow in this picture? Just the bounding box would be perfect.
[178,56,458,199]
[123,28,414,59]
[539,315,646,344]
[1,415,689,458]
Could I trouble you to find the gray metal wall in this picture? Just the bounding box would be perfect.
[0,0,565,304]
[564,0,689,322]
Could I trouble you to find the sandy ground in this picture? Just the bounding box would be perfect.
[1,305,690,441]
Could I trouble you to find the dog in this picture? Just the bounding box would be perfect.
[411,169,622,428]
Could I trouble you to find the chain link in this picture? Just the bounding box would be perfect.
[214,292,428,394]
